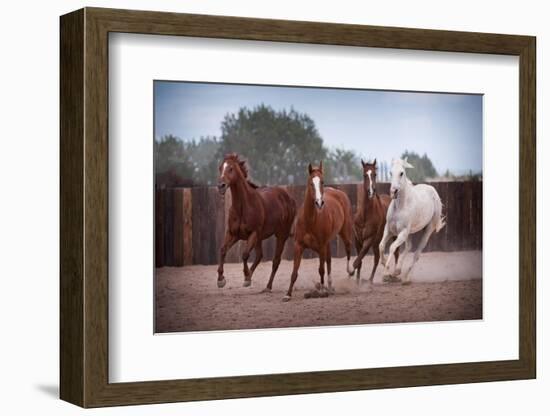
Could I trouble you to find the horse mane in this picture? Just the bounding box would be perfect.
[223,153,260,188]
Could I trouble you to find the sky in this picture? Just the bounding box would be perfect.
[154,81,483,175]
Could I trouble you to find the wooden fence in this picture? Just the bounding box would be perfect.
[155,181,482,268]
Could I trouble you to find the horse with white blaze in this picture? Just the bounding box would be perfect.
[378,157,446,284]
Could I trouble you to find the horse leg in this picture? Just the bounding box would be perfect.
[353,237,372,285]
[217,233,238,288]
[245,242,263,287]
[340,227,354,276]
[262,236,285,293]
[402,224,435,285]
[394,236,412,277]
[326,243,334,294]
[383,229,409,280]
[352,238,362,278]
[369,243,380,283]
[378,225,391,267]
[242,232,258,287]
[283,242,304,302]
[317,246,328,297]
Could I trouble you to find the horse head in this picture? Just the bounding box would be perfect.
[218,153,248,195]
[361,158,378,199]
[390,157,414,199]
[308,161,325,210]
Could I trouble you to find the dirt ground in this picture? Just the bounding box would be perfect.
[155,251,482,333]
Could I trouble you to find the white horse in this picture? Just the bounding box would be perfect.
[378,158,446,284]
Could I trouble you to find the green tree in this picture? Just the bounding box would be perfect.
[328,148,362,183]
[154,134,194,179]
[155,135,220,186]
[401,150,438,183]
[216,105,328,185]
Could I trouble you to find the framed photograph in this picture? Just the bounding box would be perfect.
[60,7,536,407]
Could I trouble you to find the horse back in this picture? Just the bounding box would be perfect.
[257,186,297,236]
[324,187,352,213]
[324,187,354,232]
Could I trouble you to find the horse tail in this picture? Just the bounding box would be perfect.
[433,189,446,233]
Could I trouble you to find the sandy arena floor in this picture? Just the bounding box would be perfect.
[155,251,482,333]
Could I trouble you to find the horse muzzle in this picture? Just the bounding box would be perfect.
[315,199,325,210]
[217,182,228,196]
[390,188,399,199]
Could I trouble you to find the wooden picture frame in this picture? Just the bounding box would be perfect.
[60,7,536,408]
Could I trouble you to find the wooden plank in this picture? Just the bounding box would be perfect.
[163,189,174,266]
[155,189,165,268]
[182,188,193,265]
[208,187,223,264]
[191,187,202,265]
[378,182,391,196]
[60,9,85,406]
[463,181,474,250]
[199,187,210,265]
[456,182,465,250]
[447,182,459,251]
[472,181,483,250]
[173,189,184,267]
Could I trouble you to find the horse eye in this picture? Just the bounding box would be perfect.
[400,172,404,177]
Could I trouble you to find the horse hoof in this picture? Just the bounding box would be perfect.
[282,295,291,302]
[394,268,402,276]
[402,280,412,286]
[348,269,355,277]
[304,292,312,299]
[217,278,226,288]
[243,280,251,287]
[310,290,320,298]
[260,287,271,294]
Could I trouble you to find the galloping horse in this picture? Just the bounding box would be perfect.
[283,162,354,301]
[379,157,446,284]
[217,153,296,290]
[351,159,398,283]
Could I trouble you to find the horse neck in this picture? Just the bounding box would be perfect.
[362,187,377,216]
[395,179,412,208]
[303,184,318,228]
[229,175,255,215]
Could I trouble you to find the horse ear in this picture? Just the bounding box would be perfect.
[319,160,323,171]
[238,160,247,174]
[308,163,313,174]
[373,158,377,166]
[401,156,413,169]
[361,158,365,167]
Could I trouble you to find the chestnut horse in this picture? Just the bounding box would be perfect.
[350,159,398,283]
[283,162,354,301]
[217,153,296,290]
